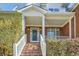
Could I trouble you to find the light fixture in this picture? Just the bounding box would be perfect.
[27,28,30,30]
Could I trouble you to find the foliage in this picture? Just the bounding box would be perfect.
[0,12,22,56]
[46,39,79,56]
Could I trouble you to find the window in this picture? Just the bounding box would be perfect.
[49,8,59,12]
[49,8,53,11]
[47,32,55,37]
[47,28,59,38]
[54,8,59,11]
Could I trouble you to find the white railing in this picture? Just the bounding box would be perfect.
[13,34,27,56]
[40,34,46,56]
[56,36,69,39]
[46,36,69,40]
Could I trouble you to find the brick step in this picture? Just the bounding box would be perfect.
[20,42,42,56]
[21,53,42,56]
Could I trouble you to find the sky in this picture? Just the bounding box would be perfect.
[0,3,74,11]
[0,3,16,11]
[0,3,26,11]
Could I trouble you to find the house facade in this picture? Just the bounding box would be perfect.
[13,3,79,56]
[18,4,76,42]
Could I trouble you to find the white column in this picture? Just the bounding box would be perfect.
[55,28,57,39]
[42,15,46,56]
[74,15,76,38]
[22,15,26,34]
[42,15,45,40]
[30,29,32,42]
[37,28,40,42]
[69,18,72,39]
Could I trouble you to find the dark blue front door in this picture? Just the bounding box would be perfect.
[32,30,37,41]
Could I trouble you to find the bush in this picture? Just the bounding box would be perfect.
[46,39,79,56]
[0,12,22,55]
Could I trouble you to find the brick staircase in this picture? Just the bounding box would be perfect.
[20,42,42,56]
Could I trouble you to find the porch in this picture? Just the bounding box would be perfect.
[13,13,76,56]
[13,5,76,56]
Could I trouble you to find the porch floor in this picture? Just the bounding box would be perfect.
[20,42,42,56]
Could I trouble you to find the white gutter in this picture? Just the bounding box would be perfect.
[12,6,18,11]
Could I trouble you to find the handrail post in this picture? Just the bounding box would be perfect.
[13,43,17,56]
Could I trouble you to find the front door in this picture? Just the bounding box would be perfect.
[30,28,39,42]
[32,29,37,41]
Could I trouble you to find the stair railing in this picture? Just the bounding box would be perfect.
[13,34,27,56]
[40,34,46,56]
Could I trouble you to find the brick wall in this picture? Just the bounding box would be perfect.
[60,17,74,38]
[60,23,69,36]
[71,17,74,38]
[60,5,79,38]
[75,5,79,37]
[25,27,30,42]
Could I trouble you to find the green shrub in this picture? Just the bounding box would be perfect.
[0,12,22,55]
[46,39,79,56]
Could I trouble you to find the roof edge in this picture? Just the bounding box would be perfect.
[71,4,79,12]
[17,4,47,14]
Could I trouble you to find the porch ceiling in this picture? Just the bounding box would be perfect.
[46,19,67,26]
[26,16,42,25]
[45,12,75,27]
[25,12,75,27]
[26,16,67,27]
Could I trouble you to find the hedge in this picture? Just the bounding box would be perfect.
[46,39,79,56]
[0,11,22,55]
